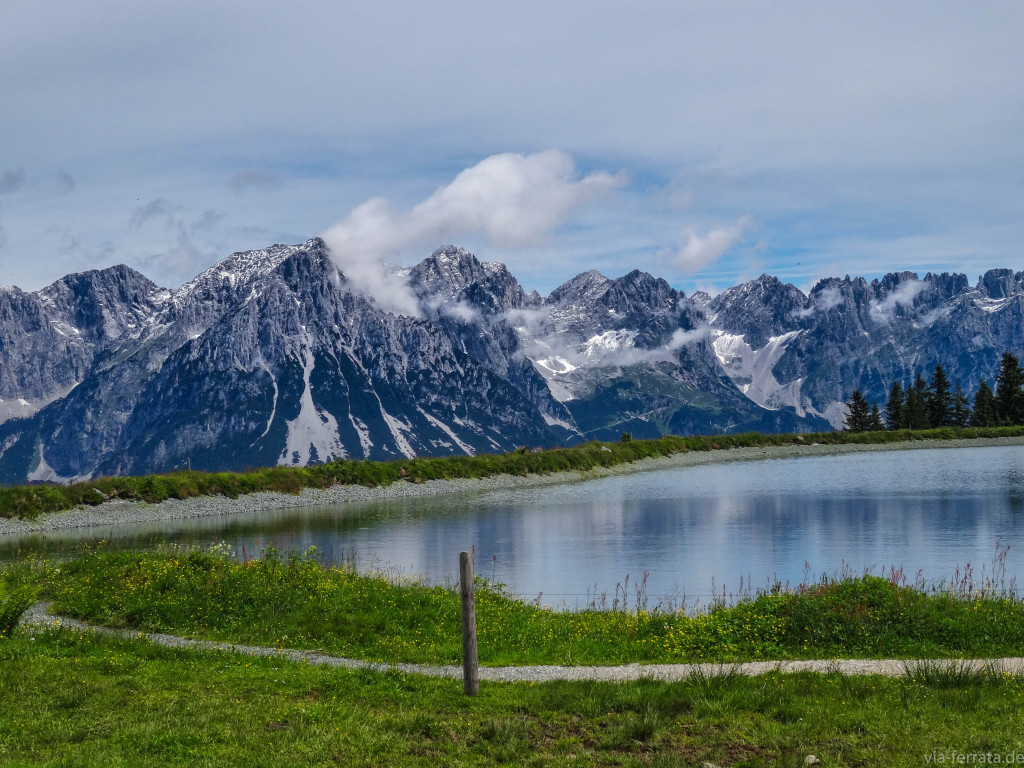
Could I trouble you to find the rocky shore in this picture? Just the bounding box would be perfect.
[3,435,1023,537]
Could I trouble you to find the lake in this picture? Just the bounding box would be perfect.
[4,443,1024,609]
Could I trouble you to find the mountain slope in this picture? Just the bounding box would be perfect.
[3,239,1020,484]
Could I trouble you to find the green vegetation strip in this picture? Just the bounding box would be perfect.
[4,628,1024,766]
[5,426,1024,520]
[11,547,1024,666]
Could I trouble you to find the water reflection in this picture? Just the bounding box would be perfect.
[4,445,1024,609]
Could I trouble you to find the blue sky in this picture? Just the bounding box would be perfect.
[2,1,1022,299]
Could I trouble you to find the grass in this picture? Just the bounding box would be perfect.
[2,628,1024,766]
[4,425,1024,519]
[13,545,1024,666]
[6,551,1024,765]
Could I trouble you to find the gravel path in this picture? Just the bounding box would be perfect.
[20,602,1024,681]
[4,436,1024,537]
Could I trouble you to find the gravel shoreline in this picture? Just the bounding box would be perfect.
[4,435,1024,537]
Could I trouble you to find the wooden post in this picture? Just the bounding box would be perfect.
[459,551,479,696]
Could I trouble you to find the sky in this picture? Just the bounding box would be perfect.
[2,0,1023,300]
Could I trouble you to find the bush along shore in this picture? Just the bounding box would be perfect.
[9,545,1024,666]
[4,425,1024,521]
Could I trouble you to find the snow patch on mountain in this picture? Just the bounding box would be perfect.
[974,296,1015,314]
[811,400,850,430]
[535,356,578,375]
[252,363,278,445]
[380,408,417,458]
[0,397,37,423]
[417,407,475,456]
[712,329,807,414]
[280,346,346,465]
[583,330,637,359]
[349,414,374,457]
[542,412,578,432]
[27,446,91,484]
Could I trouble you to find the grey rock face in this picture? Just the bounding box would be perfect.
[0,265,166,422]
[4,238,1020,484]
[706,269,1024,427]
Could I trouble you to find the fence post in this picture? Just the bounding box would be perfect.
[459,550,479,696]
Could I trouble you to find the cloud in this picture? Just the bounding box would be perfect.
[501,307,551,334]
[0,168,25,195]
[409,150,625,248]
[870,278,927,323]
[795,284,844,318]
[130,199,222,237]
[420,292,483,324]
[230,170,283,193]
[128,198,227,282]
[322,150,625,316]
[440,298,480,324]
[528,323,711,374]
[193,209,224,232]
[666,216,752,274]
[666,326,710,350]
[130,198,182,229]
[607,325,711,365]
[56,171,76,194]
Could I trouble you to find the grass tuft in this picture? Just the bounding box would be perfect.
[0,579,36,637]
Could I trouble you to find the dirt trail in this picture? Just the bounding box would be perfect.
[20,602,1024,682]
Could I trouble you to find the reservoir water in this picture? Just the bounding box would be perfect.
[5,444,1024,609]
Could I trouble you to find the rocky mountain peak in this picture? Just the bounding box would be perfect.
[410,245,524,315]
[977,268,1023,299]
[923,271,970,300]
[547,270,611,305]
[690,290,712,307]
[708,274,807,349]
[173,241,312,304]
[415,245,482,288]
[36,264,166,346]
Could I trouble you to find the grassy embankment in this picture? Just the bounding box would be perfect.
[4,551,1024,765]
[4,425,1024,520]
[6,546,1024,666]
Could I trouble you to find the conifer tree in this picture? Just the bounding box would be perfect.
[868,403,885,431]
[971,378,997,427]
[929,364,953,427]
[885,381,905,430]
[995,351,1024,425]
[844,390,871,432]
[952,382,972,427]
[904,374,931,429]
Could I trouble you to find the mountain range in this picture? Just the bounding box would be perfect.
[1,238,1022,484]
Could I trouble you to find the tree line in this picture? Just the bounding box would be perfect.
[844,351,1024,432]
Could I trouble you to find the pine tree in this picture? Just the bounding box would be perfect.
[868,403,885,431]
[952,382,972,427]
[995,351,1024,425]
[844,390,871,432]
[971,378,997,427]
[929,364,953,427]
[905,374,931,430]
[885,381,905,430]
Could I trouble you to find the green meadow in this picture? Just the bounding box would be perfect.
[4,549,1024,766]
